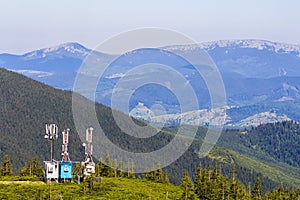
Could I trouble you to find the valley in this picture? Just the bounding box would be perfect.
[1,39,300,126]
[0,68,300,194]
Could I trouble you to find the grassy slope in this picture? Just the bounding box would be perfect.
[0,178,182,200]
[216,128,300,187]
[170,125,300,187]
[209,147,300,187]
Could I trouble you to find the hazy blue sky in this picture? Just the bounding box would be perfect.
[1,0,299,54]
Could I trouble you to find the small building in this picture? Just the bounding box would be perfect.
[60,161,72,180]
[82,162,95,176]
[44,161,59,182]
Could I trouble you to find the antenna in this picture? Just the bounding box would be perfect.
[45,124,58,161]
[82,127,95,175]
[85,127,93,155]
[61,128,70,162]
[86,127,93,143]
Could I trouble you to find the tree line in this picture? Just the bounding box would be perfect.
[180,163,300,200]
[1,154,300,199]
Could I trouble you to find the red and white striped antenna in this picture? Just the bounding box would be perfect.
[61,128,70,162]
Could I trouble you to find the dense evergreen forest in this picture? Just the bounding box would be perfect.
[1,68,300,196]
[241,121,300,167]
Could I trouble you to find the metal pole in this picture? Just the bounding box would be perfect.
[52,140,54,161]
[50,140,53,161]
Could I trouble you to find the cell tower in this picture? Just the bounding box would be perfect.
[61,128,70,162]
[44,124,59,182]
[82,127,95,175]
[60,128,72,181]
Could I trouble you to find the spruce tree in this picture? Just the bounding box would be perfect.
[31,157,43,177]
[1,154,13,176]
[251,177,262,200]
[73,162,83,176]
[104,152,112,177]
[19,157,43,177]
[180,171,195,200]
[118,160,124,177]
[112,159,118,178]
[194,163,202,197]
[156,167,163,182]
[95,158,104,177]
[162,170,169,184]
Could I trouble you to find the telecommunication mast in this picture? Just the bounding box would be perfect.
[61,128,71,162]
[44,124,59,182]
[82,127,95,175]
[60,128,72,181]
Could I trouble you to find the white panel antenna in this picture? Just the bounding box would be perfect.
[44,123,58,161]
[86,127,93,143]
[45,124,58,140]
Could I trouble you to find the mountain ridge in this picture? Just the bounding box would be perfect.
[1,39,300,126]
[3,39,300,56]
[22,42,90,60]
[165,39,300,55]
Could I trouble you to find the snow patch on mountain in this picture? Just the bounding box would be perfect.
[105,73,126,79]
[283,82,299,92]
[275,96,295,102]
[22,42,90,60]
[45,42,89,54]
[165,39,300,55]
[10,69,53,78]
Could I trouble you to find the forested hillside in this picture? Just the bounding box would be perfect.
[0,68,83,170]
[241,121,300,167]
[0,68,299,193]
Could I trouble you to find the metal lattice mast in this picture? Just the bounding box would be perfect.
[83,127,94,163]
[61,128,70,162]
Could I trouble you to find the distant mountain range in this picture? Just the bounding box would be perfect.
[1,39,300,127]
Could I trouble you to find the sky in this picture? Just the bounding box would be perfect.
[0,0,300,54]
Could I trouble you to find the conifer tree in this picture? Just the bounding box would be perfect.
[180,171,195,200]
[162,170,169,184]
[143,167,150,180]
[104,152,112,177]
[95,158,104,177]
[277,183,284,199]
[1,154,12,176]
[31,157,43,177]
[156,167,163,182]
[112,159,118,178]
[126,160,135,178]
[19,157,43,177]
[194,163,202,197]
[73,162,83,177]
[118,160,124,177]
[252,177,262,200]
